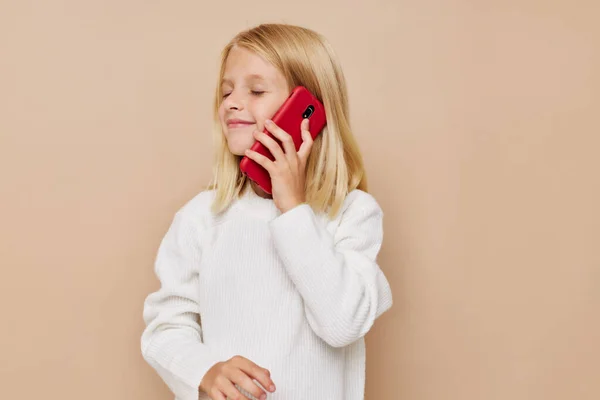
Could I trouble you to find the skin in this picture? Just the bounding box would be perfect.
[218,46,315,214]
[199,355,276,400]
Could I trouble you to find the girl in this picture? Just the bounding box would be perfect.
[141,23,393,400]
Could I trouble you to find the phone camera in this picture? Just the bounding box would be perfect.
[302,105,315,119]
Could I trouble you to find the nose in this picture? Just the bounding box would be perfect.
[223,89,245,111]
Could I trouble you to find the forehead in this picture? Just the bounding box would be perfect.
[221,46,285,85]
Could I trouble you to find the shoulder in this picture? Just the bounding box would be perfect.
[338,189,383,221]
[328,190,384,243]
[174,188,217,226]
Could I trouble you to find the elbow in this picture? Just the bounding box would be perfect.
[305,279,393,348]
[306,308,376,348]
[322,331,363,348]
[313,320,373,348]
[140,326,158,364]
[139,323,178,363]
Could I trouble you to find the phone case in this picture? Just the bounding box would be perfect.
[239,86,327,194]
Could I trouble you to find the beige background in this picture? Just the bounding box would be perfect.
[1,1,598,399]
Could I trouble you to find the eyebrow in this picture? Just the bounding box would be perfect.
[221,74,267,86]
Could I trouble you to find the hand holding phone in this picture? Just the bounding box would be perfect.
[239,86,327,194]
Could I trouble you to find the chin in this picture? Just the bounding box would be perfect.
[224,132,254,157]
[227,142,253,157]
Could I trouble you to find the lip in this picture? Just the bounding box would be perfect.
[226,119,255,128]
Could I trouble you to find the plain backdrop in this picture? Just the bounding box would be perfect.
[1,1,599,399]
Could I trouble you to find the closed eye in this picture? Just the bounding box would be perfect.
[222,90,265,99]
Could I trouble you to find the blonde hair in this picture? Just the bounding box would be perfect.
[208,23,368,218]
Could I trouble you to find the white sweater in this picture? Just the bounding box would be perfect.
[141,185,393,400]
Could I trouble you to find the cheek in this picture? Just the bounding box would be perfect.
[217,104,225,122]
[217,106,229,133]
[247,106,265,131]
[251,101,282,132]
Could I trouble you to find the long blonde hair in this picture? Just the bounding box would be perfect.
[208,24,368,218]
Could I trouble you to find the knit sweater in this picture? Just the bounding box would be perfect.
[141,184,393,400]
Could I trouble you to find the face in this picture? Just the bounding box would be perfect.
[218,46,290,156]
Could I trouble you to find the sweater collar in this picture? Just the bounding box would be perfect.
[237,183,281,219]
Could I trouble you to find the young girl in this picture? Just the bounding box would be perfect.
[141,23,393,400]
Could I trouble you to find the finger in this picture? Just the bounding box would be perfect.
[245,149,275,175]
[297,118,314,161]
[265,119,296,157]
[234,357,276,394]
[228,369,267,400]
[220,380,251,400]
[253,129,285,162]
[209,388,226,400]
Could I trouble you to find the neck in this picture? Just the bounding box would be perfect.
[250,180,273,199]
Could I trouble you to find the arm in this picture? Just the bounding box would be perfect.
[269,192,393,348]
[141,210,221,399]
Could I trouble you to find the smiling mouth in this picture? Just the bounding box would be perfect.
[227,122,255,129]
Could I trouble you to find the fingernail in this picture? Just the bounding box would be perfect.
[265,119,272,125]
[260,395,267,400]
[270,385,276,391]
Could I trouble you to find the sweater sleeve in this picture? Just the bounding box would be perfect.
[141,210,222,400]
[268,192,393,348]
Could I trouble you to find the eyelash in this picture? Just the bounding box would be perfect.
[222,90,266,99]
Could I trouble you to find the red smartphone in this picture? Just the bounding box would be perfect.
[239,86,327,194]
